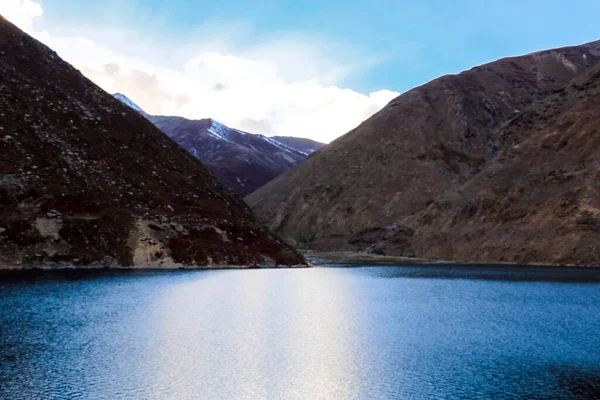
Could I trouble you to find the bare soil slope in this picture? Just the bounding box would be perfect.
[394,64,600,266]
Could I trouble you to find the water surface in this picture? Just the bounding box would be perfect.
[1,265,600,399]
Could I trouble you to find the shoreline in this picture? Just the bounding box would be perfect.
[0,262,311,273]
[3,250,600,273]
[302,250,600,269]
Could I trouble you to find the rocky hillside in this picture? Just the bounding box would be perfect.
[247,40,600,266]
[396,63,600,266]
[271,136,325,154]
[146,115,308,196]
[0,15,305,269]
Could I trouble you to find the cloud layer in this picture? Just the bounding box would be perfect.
[1,0,399,143]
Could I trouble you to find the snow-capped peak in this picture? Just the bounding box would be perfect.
[206,120,233,142]
[113,93,146,114]
[203,120,305,156]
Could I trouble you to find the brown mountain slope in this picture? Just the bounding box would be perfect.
[247,40,600,265]
[388,64,600,266]
[0,16,305,269]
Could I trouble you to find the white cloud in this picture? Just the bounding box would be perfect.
[0,1,400,143]
[1,0,42,35]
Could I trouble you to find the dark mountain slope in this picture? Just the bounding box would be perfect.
[247,40,600,265]
[0,15,304,268]
[147,115,307,196]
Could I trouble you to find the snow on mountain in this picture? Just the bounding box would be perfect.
[257,134,307,155]
[111,92,322,196]
[207,120,233,143]
[186,117,307,159]
[270,136,326,154]
[113,93,147,114]
[113,92,311,155]
[147,115,312,196]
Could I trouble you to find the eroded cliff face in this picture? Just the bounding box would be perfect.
[247,39,600,266]
[0,15,305,269]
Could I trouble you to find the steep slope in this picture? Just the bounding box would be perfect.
[389,64,600,265]
[147,115,307,196]
[0,15,305,269]
[247,40,600,265]
[271,136,325,154]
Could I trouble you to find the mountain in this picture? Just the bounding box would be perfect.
[147,116,310,196]
[105,98,308,197]
[113,94,323,196]
[113,92,146,114]
[247,40,600,266]
[271,136,325,154]
[0,15,305,269]
[394,64,600,266]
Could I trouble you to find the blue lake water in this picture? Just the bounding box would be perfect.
[1,265,600,399]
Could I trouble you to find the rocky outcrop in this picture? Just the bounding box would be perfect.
[0,15,305,269]
[247,39,600,266]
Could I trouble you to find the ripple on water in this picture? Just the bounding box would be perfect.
[1,267,599,399]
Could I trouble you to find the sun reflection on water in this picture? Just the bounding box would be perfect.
[150,269,363,400]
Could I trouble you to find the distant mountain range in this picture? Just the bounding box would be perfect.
[113,92,146,114]
[113,94,325,196]
[0,16,305,269]
[270,136,325,154]
[247,39,600,266]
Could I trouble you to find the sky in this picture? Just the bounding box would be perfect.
[2,1,600,143]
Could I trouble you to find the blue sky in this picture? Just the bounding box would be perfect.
[4,0,600,141]
[39,0,600,93]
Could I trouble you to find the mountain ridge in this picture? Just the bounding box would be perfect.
[247,38,600,266]
[271,136,325,154]
[147,114,309,196]
[113,92,146,114]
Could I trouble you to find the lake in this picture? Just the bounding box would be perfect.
[1,265,600,399]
